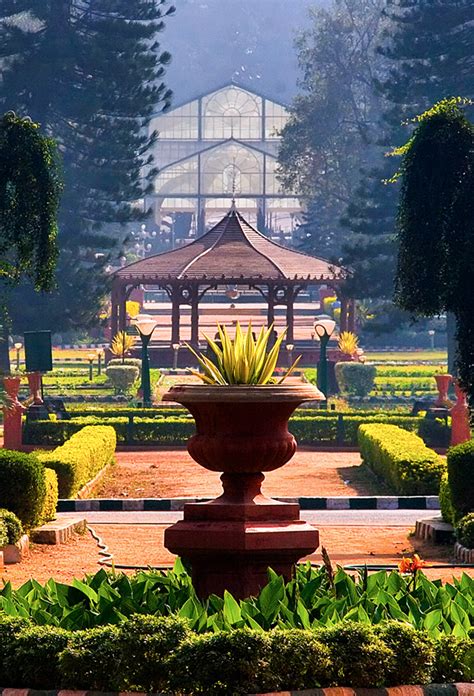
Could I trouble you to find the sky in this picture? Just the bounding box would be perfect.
[160,0,317,105]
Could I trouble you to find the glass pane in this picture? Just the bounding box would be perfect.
[154,158,199,195]
[201,143,263,195]
[265,101,289,139]
[150,101,199,140]
[203,86,262,140]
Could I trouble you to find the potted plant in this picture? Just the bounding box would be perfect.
[163,323,323,599]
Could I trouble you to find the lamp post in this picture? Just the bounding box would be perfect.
[314,318,336,405]
[428,329,435,350]
[133,314,158,407]
[286,343,294,368]
[87,352,95,381]
[96,348,104,376]
[14,342,22,371]
[172,343,180,371]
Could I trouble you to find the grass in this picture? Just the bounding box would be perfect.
[365,350,447,362]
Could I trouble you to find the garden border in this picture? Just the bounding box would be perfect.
[58,495,440,512]
[0,684,472,696]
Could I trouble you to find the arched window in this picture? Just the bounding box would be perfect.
[203,87,262,140]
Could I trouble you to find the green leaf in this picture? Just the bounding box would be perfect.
[223,590,241,625]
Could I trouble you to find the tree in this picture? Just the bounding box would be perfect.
[0,0,174,335]
[394,98,474,406]
[278,0,385,257]
[0,112,61,370]
[342,0,474,335]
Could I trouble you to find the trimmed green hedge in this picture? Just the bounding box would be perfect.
[24,413,423,447]
[0,614,470,692]
[447,440,474,521]
[358,424,445,494]
[0,509,23,545]
[37,425,116,498]
[0,450,50,529]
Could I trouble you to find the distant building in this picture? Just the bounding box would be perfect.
[145,82,301,246]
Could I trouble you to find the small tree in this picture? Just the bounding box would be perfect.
[0,112,61,372]
[393,98,474,409]
[110,331,136,364]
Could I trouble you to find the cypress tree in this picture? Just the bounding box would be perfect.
[0,0,174,334]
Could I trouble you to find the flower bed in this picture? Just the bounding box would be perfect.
[0,564,472,693]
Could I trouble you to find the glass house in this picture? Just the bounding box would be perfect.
[146,82,301,243]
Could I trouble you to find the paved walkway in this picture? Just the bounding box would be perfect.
[94,449,386,499]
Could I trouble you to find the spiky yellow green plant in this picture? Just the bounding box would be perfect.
[110,331,136,363]
[338,331,359,356]
[187,322,301,385]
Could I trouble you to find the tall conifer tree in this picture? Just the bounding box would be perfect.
[0,1,174,333]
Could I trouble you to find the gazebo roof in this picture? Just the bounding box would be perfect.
[115,206,347,284]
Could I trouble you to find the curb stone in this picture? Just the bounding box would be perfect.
[415,517,455,544]
[0,685,472,696]
[57,495,440,513]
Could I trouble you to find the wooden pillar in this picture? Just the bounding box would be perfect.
[118,284,127,332]
[286,290,295,344]
[339,295,348,333]
[348,298,356,333]
[267,286,275,328]
[191,287,200,346]
[171,289,181,344]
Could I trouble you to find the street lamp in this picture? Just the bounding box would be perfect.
[14,342,22,371]
[132,314,158,407]
[314,317,336,403]
[286,343,294,368]
[87,352,95,381]
[428,329,435,350]
[96,348,104,375]
[172,343,180,371]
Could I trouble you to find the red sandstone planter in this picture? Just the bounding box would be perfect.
[163,384,323,599]
[434,373,452,407]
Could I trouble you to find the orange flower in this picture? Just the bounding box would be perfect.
[398,554,426,574]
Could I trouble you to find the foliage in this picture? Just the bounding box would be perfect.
[1,1,174,334]
[41,468,58,523]
[107,358,142,372]
[456,514,474,550]
[265,629,330,691]
[447,439,474,521]
[7,624,69,689]
[125,301,140,319]
[358,424,445,495]
[335,362,376,397]
[0,509,23,545]
[393,98,474,407]
[417,417,451,449]
[0,112,61,291]
[278,0,385,256]
[105,364,139,396]
[110,332,137,364]
[23,413,423,448]
[431,635,474,684]
[338,331,359,357]
[0,449,46,529]
[59,625,123,691]
[374,620,434,686]
[439,473,455,525]
[0,519,7,547]
[189,322,300,385]
[1,564,472,641]
[37,425,116,498]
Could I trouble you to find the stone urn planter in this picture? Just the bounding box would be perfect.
[163,383,323,599]
[434,373,452,407]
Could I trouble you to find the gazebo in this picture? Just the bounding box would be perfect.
[111,205,354,344]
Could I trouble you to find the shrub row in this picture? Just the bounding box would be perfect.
[24,414,422,447]
[0,508,23,547]
[0,450,57,529]
[0,614,471,693]
[37,425,116,498]
[440,439,474,548]
[358,424,445,494]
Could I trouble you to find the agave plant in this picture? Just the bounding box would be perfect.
[338,331,359,357]
[187,322,301,385]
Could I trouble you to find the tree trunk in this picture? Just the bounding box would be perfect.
[447,312,457,376]
[0,318,11,374]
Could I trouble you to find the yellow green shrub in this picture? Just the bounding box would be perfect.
[40,468,58,524]
[38,426,116,498]
[358,423,445,495]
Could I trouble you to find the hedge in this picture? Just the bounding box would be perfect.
[358,424,445,495]
[24,413,423,447]
[37,425,116,498]
[0,450,47,529]
[335,362,377,397]
[0,614,470,692]
[446,439,474,521]
[0,509,23,545]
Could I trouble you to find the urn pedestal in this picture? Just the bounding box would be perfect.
[163,384,323,599]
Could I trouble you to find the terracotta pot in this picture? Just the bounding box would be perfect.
[434,374,452,407]
[162,383,324,599]
[166,384,321,474]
